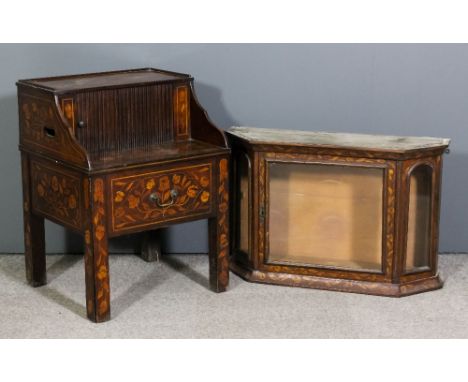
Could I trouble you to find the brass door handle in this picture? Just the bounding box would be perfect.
[149,189,178,208]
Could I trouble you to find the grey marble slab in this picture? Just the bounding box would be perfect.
[227,127,450,152]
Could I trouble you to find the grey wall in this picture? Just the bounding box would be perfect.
[0,44,467,253]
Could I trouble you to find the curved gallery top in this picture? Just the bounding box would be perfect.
[17,68,191,93]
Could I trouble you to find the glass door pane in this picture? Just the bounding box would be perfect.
[267,162,384,272]
[405,165,432,273]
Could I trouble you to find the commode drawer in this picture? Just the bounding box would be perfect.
[110,163,213,234]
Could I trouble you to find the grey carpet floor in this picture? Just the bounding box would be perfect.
[0,253,466,338]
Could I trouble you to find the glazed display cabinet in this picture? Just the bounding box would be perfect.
[227,127,450,296]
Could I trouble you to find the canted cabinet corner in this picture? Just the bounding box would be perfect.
[227,127,449,297]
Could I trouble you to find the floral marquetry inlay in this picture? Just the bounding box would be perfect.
[30,161,82,230]
[19,94,88,166]
[20,95,71,153]
[84,177,110,322]
[111,164,212,233]
[216,158,230,288]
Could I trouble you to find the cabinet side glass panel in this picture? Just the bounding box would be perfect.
[405,165,432,273]
[267,162,384,272]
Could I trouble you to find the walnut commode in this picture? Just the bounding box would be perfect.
[18,68,230,322]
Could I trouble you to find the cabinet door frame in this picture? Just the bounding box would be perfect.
[257,151,397,283]
[399,156,442,283]
[231,149,253,267]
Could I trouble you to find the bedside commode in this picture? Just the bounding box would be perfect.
[18,68,230,322]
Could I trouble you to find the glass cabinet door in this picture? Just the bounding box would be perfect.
[405,165,432,273]
[267,162,384,272]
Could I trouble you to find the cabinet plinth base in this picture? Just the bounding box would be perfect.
[230,261,443,297]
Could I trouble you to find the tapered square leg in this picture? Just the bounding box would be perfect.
[208,158,230,292]
[23,213,46,287]
[140,230,162,262]
[21,154,46,287]
[84,178,110,323]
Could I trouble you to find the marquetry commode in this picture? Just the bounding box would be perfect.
[227,127,450,297]
[18,68,230,322]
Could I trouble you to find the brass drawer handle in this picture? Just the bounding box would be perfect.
[149,189,178,208]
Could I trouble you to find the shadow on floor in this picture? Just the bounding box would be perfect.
[46,255,82,282]
[0,254,82,283]
[41,255,87,319]
[0,253,227,321]
[113,254,236,317]
[161,255,210,291]
[111,259,172,318]
[36,285,87,318]
[0,254,86,319]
